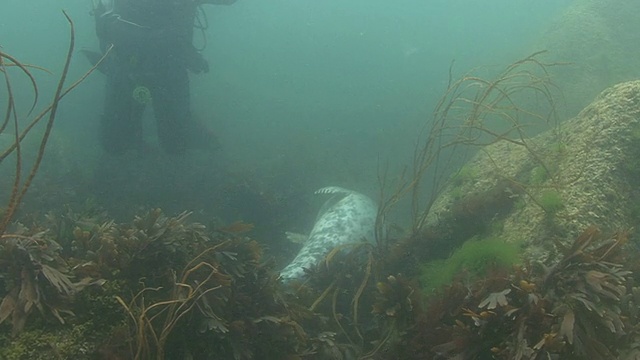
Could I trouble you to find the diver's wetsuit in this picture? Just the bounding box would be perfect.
[94,0,236,154]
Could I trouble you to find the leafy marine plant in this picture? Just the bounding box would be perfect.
[0,227,103,336]
[63,208,316,360]
[390,226,637,360]
[116,245,233,359]
[52,208,212,286]
[289,243,376,350]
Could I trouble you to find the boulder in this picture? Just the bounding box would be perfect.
[424,80,640,263]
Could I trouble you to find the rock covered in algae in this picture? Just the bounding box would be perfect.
[425,80,640,264]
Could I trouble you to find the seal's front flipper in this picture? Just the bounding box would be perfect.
[285,232,308,244]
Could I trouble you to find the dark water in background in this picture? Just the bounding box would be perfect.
[4,0,640,246]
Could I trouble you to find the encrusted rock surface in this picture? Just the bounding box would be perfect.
[426,80,640,263]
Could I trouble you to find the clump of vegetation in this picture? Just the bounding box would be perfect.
[451,164,478,187]
[549,141,566,157]
[386,178,521,275]
[539,189,564,214]
[529,165,550,185]
[392,227,639,360]
[446,164,480,201]
[0,227,105,336]
[0,208,338,359]
[420,237,521,294]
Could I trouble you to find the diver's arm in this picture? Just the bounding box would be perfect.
[95,1,161,50]
[102,15,161,49]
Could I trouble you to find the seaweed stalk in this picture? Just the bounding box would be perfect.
[0,12,109,236]
[375,51,563,247]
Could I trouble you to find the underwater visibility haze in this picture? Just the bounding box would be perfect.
[3,0,640,358]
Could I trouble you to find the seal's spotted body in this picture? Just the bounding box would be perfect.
[280,187,377,282]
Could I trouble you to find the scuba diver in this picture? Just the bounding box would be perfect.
[89,0,237,155]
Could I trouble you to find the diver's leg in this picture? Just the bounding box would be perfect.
[101,69,145,154]
[152,67,190,155]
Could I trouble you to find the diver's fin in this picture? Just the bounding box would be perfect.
[81,49,109,74]
[285,231,308,244]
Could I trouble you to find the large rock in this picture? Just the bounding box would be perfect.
[425,80,640,263]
